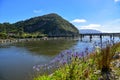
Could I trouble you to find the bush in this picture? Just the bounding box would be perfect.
[95,43,118,73]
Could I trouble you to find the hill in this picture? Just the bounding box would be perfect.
[14,13,79,36]
[79,29,102,34]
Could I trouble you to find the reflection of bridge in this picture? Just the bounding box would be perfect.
[79,33,120,42]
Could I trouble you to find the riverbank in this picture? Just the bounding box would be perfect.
[0,37,78,44]
[0,38,49,44]
[33,42,120,80]
[0,37,79,49]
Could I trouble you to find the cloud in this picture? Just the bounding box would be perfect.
[114,0,120,2]
[101,19,120,32]
[33,10,42,13]
[80,24,102,30]
[71,19,87,23]
[75,19,120,32]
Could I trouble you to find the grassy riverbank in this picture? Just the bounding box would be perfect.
[33,42,120,80]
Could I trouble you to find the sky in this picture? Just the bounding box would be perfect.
[0,0,120,32]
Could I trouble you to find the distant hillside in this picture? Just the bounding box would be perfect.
[14,13,79,36]
[79,29,101,34]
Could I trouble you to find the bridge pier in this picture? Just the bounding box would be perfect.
[113,35,115,40]
[110,35,112,41]
[113,35,115,44]
[89,35,92,42]
[100,35,102,48]
[80,35,83,41]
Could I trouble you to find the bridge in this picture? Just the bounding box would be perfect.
[79,33,120,36]
[0,33,120,44]
[45,33,120,42]
[79,33,120,42]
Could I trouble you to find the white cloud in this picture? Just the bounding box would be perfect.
[101,19,120,32]
[71,19,87,23]
[114,0,120,2]
[33,10,42,13]
[75,19,120,33]
[80,24,102,30]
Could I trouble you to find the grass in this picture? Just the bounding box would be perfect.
[95,44,116,72]
[34,56,99,80]
[33,42,120,80]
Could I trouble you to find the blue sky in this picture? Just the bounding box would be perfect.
[0,0,120,32]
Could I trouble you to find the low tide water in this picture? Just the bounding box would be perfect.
[0,37,120,80]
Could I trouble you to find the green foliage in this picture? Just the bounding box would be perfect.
[0,13,79,39]
[0,32,7,39]
[33,43,120,80]
[113,42,120,53]
[13,13,79,36]
[0,22,47,39]
[34,75,52,80]
[0,22,18,33]
[95,44,118,72]
[0,22,20,38]
[34,56,100,80]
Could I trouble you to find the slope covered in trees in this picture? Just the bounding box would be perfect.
[0,13,79,38]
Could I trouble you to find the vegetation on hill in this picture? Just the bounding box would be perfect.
[0,13,79,39]
[14,13,79,36]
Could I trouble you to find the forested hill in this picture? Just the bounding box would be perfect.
[14,13,79,36]
[0,13,79,38]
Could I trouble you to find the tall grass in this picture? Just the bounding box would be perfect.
[33,49,100,80]
[95,43,119,73]
[33,42,120,80]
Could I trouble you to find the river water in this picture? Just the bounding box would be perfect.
[0,37,120,80]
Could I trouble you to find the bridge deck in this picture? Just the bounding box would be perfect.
[79,33,120,36]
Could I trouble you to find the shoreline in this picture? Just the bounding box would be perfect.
[0,37,78,46]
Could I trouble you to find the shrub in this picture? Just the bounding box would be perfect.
[95,43,118,73]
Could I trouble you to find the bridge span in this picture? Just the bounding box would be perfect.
[79,33,120,42]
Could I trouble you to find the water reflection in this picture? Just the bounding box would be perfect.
[14,40,77,56]
[0,40,77,80]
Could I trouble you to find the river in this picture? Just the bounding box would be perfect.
[0,37,120,80]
